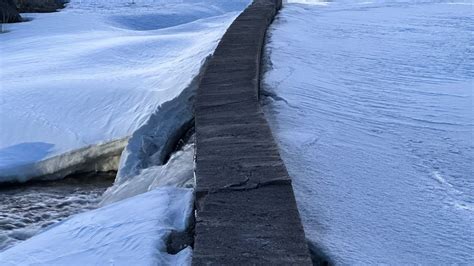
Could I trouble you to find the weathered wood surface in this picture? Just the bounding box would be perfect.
[193,0,312,264]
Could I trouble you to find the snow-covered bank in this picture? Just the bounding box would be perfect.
[0,138,127,183]
[263,0,473,264]
[100,60,201,205]
[116,65,201,184]
[0,0,250,183]
[0,134,195,253]
[0,187,194,265]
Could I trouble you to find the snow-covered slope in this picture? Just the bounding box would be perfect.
[263,0,473,264]
[0,0,249,183]
[0,187,194,265]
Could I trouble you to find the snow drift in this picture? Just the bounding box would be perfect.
[100,58,203,206]
[262,0,473,264]
[0,0,250,183]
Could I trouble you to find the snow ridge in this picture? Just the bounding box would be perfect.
[115,61,205,184]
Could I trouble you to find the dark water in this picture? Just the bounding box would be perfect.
[0,172,115,251]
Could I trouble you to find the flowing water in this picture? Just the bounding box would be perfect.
[0,172,114,251]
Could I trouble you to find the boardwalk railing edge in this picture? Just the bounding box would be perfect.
[193,0,313,264]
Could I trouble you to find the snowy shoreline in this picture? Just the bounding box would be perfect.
[0,0,250,184]
[0,138,127,184]
[0,187,195,265]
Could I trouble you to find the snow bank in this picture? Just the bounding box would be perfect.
[101,58,201,205]
[115,70,200,183]
[0,187,194,265]
[263,0,473,264]
[99,84,197,205]
[0,0,250,183]
[0,138,127,183]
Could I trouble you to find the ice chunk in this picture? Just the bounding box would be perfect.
[102,143,194,205]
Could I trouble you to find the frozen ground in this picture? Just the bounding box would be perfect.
[0,187,194,265]
[263,0,473,264]
[0,0,250,183]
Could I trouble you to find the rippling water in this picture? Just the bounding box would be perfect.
[0,173,114,251]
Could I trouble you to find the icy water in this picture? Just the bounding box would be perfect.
[263,0,473,264]
[0,172,114,251]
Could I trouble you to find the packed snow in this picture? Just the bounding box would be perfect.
[263,0,473,264]
[0,0,250,183]
[0,187,194,265]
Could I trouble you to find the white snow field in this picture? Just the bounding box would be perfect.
[0,187,194,265]
[0,0,250,183]
[263,0,473,264]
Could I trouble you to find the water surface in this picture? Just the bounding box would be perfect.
[0,172,114,251]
